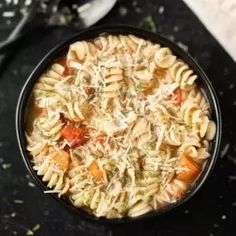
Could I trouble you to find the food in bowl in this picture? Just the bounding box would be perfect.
[25,34,216,218]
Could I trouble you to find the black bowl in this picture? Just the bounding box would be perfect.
[16,24,222,223]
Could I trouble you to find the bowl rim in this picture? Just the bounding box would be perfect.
[15,24,222,224]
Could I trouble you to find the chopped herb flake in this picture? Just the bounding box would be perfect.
[2,163,12,169]
[26,224,41,235]
[13,199,24,204]
[139,16,157,33]
[11,212,16,217]
[144,141,156,150]
[135,82,148,91]
[26,229,34,235]
[32,224,40,232]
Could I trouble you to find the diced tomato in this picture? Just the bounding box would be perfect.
[172,87,182,105]
[88,161,103,182]
[96,134,107,143]
[85,86,95,95]
[61,124,89,147]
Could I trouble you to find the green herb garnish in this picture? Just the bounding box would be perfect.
[144,141,156,151]
[135,82,149,91]
[139,15,157,33]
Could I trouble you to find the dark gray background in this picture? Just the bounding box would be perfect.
[0,0,236,235]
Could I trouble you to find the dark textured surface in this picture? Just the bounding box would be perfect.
[0,0,236,235]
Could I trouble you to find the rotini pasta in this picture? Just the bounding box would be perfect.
[32,150,70,196]
[170,61,197,91]
[25,34,216,218]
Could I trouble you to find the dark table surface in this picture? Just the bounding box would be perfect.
[0,0,236,235]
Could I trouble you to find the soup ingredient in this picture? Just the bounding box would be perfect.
[96,134,107,143]
[177,156,200,182]
[172,87,182,105]
[88,161,104,182]
[61,124,89,147]
[52,150,70,171]
[85,86,95,95]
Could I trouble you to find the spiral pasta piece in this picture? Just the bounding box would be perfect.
[206,120,216,141]
[170,61,197,91]
[130,118,152,148]
[34,111,63,141]
[34,63,65,92]
[154,179,187,205]
[33,152,70,196]
[68,41,96,62]
[128,201,152,217]
[102,67,124,99]
[154,47,176,68]
[182,88,209,112]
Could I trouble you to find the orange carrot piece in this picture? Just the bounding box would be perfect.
[52,150,70,171]
[142,80,159,96]
[177,156,201,183]
[88,161,103,182]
